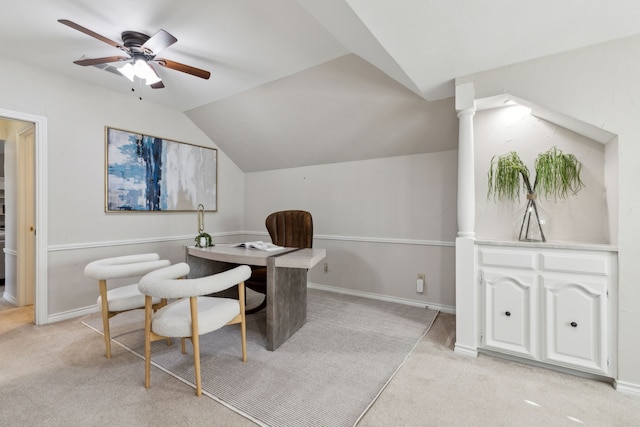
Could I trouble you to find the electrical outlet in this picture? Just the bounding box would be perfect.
[324,262,329,273]
[417,273,426,294]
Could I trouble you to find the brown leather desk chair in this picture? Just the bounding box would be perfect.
[245,210,313,314]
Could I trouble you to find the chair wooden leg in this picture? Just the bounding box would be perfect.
[239,282,247,362]
[181,338,186,354]
[144,296,153,389]
[99,280,112,359]
[189,296,201,397]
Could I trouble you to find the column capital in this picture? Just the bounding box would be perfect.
[455,82,476,112]
[457,108,476,119]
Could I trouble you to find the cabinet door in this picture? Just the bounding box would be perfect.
[542,276,608,374]
[482,271,537,359]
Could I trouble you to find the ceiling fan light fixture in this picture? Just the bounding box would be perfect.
[134,58,162,85]
[118,63,136,82]
[117,58,161,85]
[144,73,162,86]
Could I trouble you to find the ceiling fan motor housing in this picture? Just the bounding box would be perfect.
[121,31,152,55]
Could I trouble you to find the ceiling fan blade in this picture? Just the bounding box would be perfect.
[73,56,130,66]
[154,58,211,80]
[141,29,177,55]
[58,19,127,52]
[150,81,165,89]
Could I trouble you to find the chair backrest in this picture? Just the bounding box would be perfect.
[265,210,313,248]
[139,263,251,299]
[84,253,170,280]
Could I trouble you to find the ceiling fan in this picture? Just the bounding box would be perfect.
[58,19,210,89]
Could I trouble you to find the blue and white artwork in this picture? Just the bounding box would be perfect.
[106,127,217,212]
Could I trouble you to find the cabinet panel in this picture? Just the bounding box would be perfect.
[540,253,609,276]
[542,276,608,374]
[479,249,535,270]
[482,271,536,358]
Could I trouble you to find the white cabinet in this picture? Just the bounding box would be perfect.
[483,270,536,359]
[542,276,607,372]
[478,243,616,376]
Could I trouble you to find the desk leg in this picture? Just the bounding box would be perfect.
[185,251,239,299]
[266,256,308,351]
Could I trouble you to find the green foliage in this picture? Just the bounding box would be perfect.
[487,151,531,201]
[534,147,584,199]
[195,232,213,248]
[487,147,584,201]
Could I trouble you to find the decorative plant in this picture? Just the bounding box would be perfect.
[195,203,213,248]
[195,232,212,248]
[487,147,584,242]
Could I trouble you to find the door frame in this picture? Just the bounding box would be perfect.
[0,108,47,325]
[17,125,35,306]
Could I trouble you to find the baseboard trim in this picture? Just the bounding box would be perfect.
[308,282,455,314]
[2,292,18,305]
[614,379,640,396]
[46,285,453,324]
[454,343,479,357]
[47,305,98,323]
[479,348,614,385]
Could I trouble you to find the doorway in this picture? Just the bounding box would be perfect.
[0,109,47,325]
[0,118,35,324]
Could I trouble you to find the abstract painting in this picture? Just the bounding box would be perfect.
[105,127,217,212]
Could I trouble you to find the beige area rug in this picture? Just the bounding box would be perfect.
[82,289,438,427]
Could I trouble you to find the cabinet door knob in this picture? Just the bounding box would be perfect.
[570,322,577,327]
[505,311,511,317]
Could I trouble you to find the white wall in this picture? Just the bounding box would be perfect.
[244,151,458,310]
[474,105,608,243]
[0,53,460,318]
[0,57,245,319]
[457,35,640,389]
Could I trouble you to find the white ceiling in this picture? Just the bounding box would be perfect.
[2,0,639,171]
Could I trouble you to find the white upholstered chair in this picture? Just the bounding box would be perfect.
[84,253,171,358]
[138,262,251,397]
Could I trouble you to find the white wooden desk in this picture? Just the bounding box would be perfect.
[185,245,326,350]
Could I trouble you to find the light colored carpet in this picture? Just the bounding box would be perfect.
[82,289,438,427]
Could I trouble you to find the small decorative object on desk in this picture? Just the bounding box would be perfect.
[195,203,213,248]
[487,147,583,242]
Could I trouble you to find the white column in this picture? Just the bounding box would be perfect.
[456,83,476,237]
[454,82,478,357]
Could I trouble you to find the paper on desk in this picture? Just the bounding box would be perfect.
[231,241,285,251]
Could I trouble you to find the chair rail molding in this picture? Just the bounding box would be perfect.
[47,231,245,252]
[247,231,455,247]
[48,232,455,252]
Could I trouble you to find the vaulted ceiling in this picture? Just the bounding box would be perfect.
[2,1,639,171]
